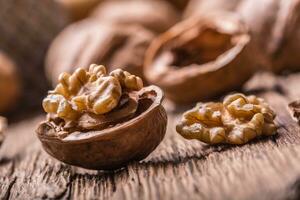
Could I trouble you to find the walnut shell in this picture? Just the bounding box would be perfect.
[184,0,300,73]
[0,52,21,113]
[91,0,180,33]
[144,13,256,104]
[36,85,167,170]
[46,19,154,85]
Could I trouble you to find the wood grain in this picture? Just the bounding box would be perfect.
[0,72,300,200]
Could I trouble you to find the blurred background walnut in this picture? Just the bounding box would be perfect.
[0,52,21,113]
[144,13,256,104]
[46,19,154,85]
[0,0,69,114]
[184,0,300,73]
[91,0,180,33]
[176,93,277,145]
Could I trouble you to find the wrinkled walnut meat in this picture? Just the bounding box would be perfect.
[144,13,256,104]
[36,64,167,170]
[0,116,7,146]
[42,64,143,135]
[289,100,300,124]
[176,93,277,145]
[46,19,154,85]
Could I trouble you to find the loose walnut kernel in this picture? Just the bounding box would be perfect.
[176,93,277,145]
[42,64,143,122]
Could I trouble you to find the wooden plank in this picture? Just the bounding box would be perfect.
[0,72,300,200]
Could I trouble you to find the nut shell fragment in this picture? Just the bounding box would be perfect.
[176,93,277,145]
[36,85,167,170]
[144,13,256,104]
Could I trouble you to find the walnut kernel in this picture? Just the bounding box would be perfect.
[176,93,277,145]
[42,64,143,121]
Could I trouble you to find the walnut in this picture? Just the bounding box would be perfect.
[176,93,277,145]
[0,51,21,112]
[144,13,256,104]
[43,64,145,121]
[91,0,180,33]
[184,0,300,73]
[46,19,154,85]
[0,116,7,146]
[37,65,167,170]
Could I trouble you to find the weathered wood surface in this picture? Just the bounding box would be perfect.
[0,71,300,200]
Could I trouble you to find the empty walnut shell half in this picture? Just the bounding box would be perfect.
[91,0,180,33]
[37,86,167,170]
[46,19,154,85]
[0,51,21,113]
[184,0,300,73]
[144,13,256,104]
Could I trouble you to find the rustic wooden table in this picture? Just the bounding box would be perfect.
[0,72,300,200]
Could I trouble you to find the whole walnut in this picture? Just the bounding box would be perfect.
[91,0,180,33]
[184,0,300,73]
[144,13,256,104]
[0,52,20,113]
[46,19,154,85]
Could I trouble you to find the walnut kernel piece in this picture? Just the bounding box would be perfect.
[176,93,277,145]
[42,65,143,121]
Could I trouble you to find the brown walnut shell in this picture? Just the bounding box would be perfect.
[144,13,256,104]
[91,0,180,33]
[46,19,154,85]
[184,0,300,73]
[36,85,167,170]
[0,51,21,113]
